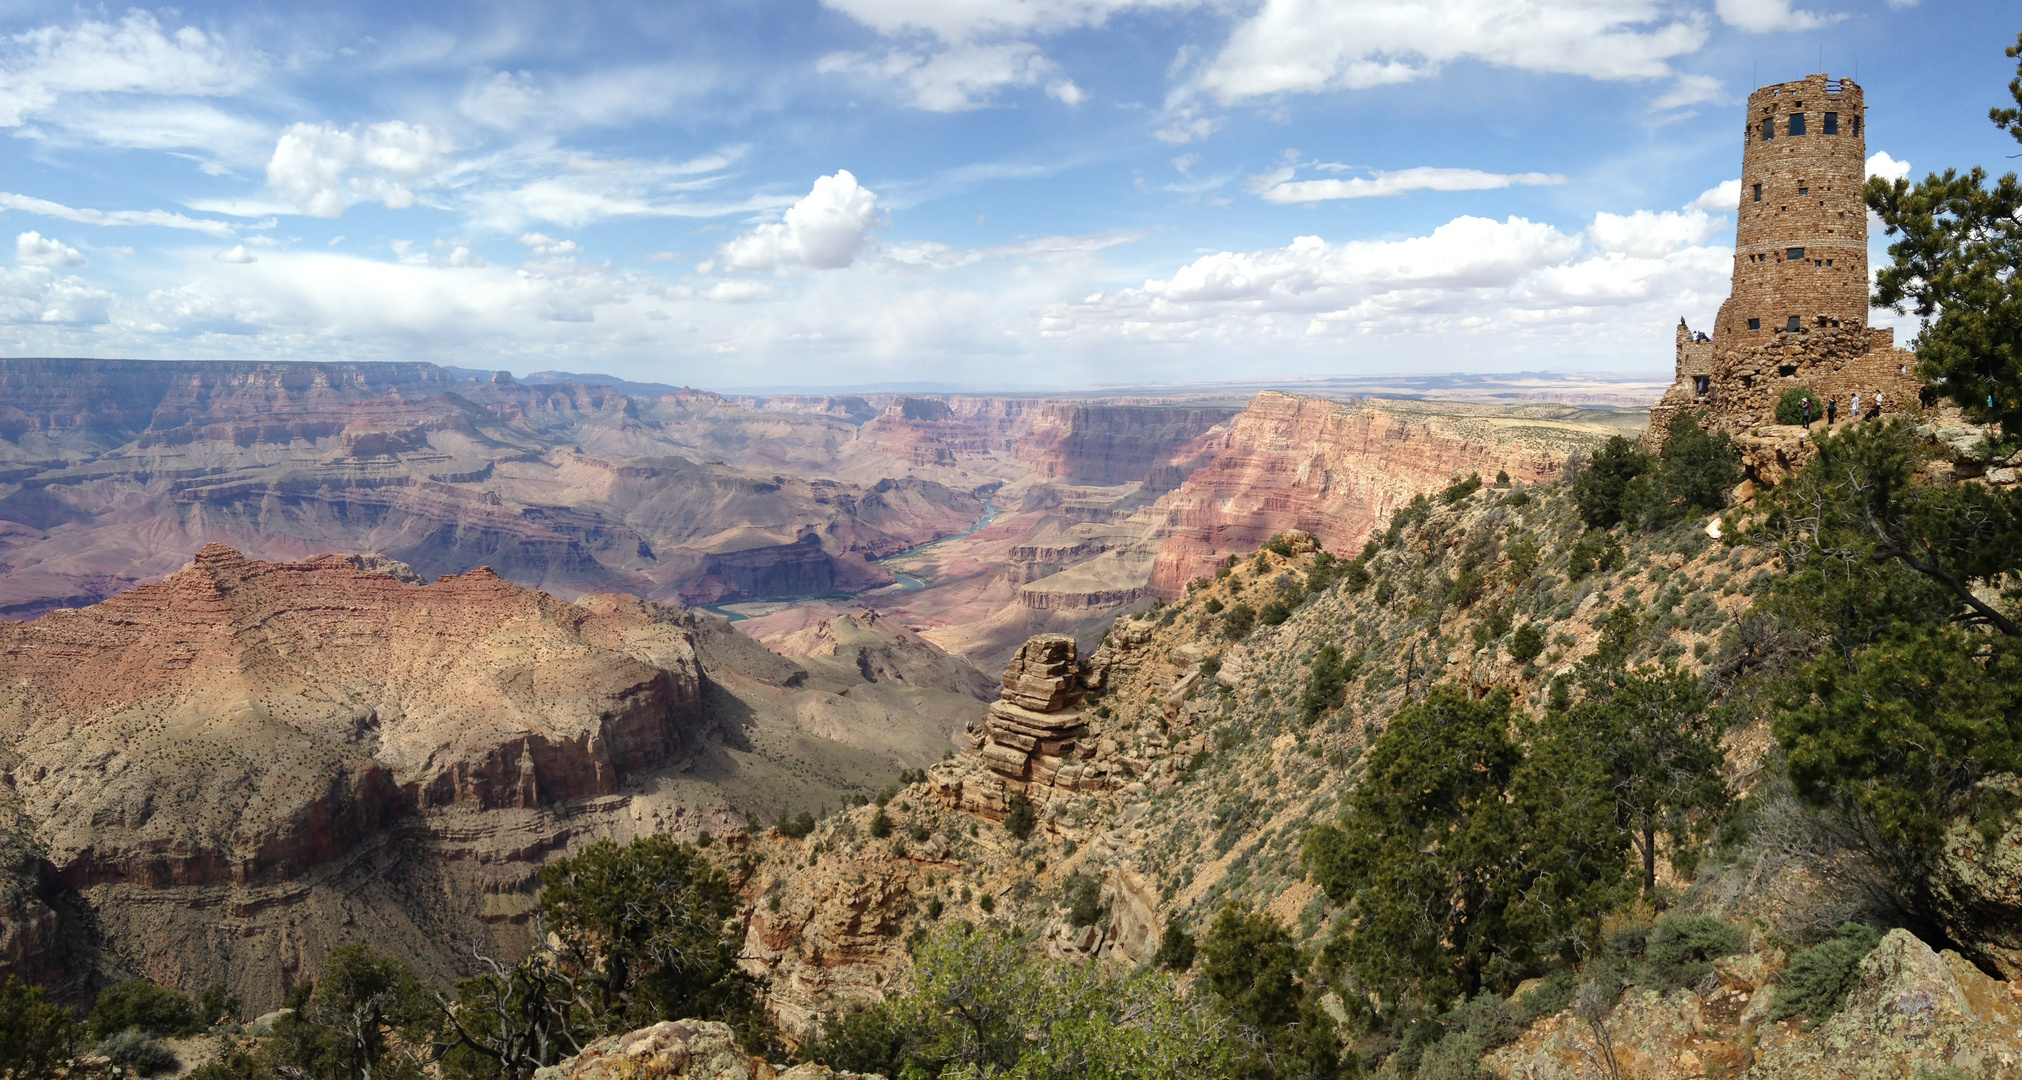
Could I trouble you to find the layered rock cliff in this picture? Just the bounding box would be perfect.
[1142,392,1627,594]
[0,544,989,1008]
[0,359,984,616]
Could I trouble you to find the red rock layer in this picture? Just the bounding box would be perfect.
[0,545,702,891]
[1146,393,1574,595]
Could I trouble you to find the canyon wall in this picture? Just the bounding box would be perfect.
[852,397,1238,484]
[1142,393,1616,595]
[0,543,990,1006]
[0,360,984,616]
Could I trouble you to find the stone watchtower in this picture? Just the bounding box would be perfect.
[1653,73,1919,465]
[1713,75,1869,341]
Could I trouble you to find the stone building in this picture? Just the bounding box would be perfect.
[1652,73,1921,457]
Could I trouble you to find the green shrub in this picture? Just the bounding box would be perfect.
[1003,795,1037,841]
[1263,534,1295,557]
[869,809,892,839]
[1775,386,1825,425]
[1771,923,1884,1023]
[1643,914,1745,990]
[1066,874,1105,929]
[1299,644,1360,722]
[1512,970,1577,1022]
[0,977,77,1080]
[1259,599,1292,627]
[1508,624,1546,665]
[1152,925,1196,972]
[1573,437,1652,529]
[1203,597,1224,614]
[1221,603,1256,640]
[1442,474,1484,505]
[97,1029,178,1077]
[89,980,201,1039]
[777,811,817,839]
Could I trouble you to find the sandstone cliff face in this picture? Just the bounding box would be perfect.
[1143,393,1599,595]
[0,544,699,865]
[0,542,988,1009]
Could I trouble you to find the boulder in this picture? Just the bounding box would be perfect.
[533,1020,882,1080]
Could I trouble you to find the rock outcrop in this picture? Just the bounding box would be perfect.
[533,1020,881,1080]
[0,544,968,1010]
[1143,393,1606,594]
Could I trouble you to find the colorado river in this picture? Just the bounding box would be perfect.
[698,497,998,621]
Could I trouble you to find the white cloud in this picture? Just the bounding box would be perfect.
[1042,211,1729,346]
[1689,179,1742,213]
[718,171,881,272]
[1196,0,1708,103]
[0,191,238,238]
[1867,151,1911,183]
[1588,208,1717,258]
[1152,107,1221,144]
[819,0,1187,42]
[15,231,84,267]
[1251,165,1567,203]
[459,65,723,131]
[518,232,583,256]
[0,11,260,128]
[462,149,764,231]
[1713,0,1844,33]
[818,42,1079,111]
[880,229,1142,270]
[214,245,257,264]
[0,264,110,325]
[703,279,783,303]
[266,121,451,218]
[1651,74,1724,111]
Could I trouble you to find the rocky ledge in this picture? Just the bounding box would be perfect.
[533,1020,881,1080]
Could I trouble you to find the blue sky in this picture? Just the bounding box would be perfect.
[0,0,2010,389]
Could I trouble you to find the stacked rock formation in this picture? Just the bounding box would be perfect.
[976,635,1088,787]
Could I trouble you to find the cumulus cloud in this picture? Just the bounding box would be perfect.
[266,121,451,218]
[15,231,85,267]
[1713,0,1844,33]
[214,245,257,263]
[0,11,260,128]
[1690,180,1742,213]
[1587,208,1718,258]
[818,43,1082,111]
[1041,209,1728,346]
[0,264,111,324]
[1251,165,1567,203]
[1867,151,1911,182]
[0,191,238,237]
[518,232,583,256]
[717,171,881,272]
[1196,0,1707,103]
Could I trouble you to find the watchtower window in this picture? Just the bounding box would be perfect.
[1823,112,1839,134]
[1694,375,1710,396]
[1786,316,1802,332]
[1798,186,1808,195]
[1789,113,1806,136]
[1787,247,1805,260]
[1851,116,1862,136]
[1760,117,1774,141]
[1753,183,1762,201]
[1748,318,1761,330]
